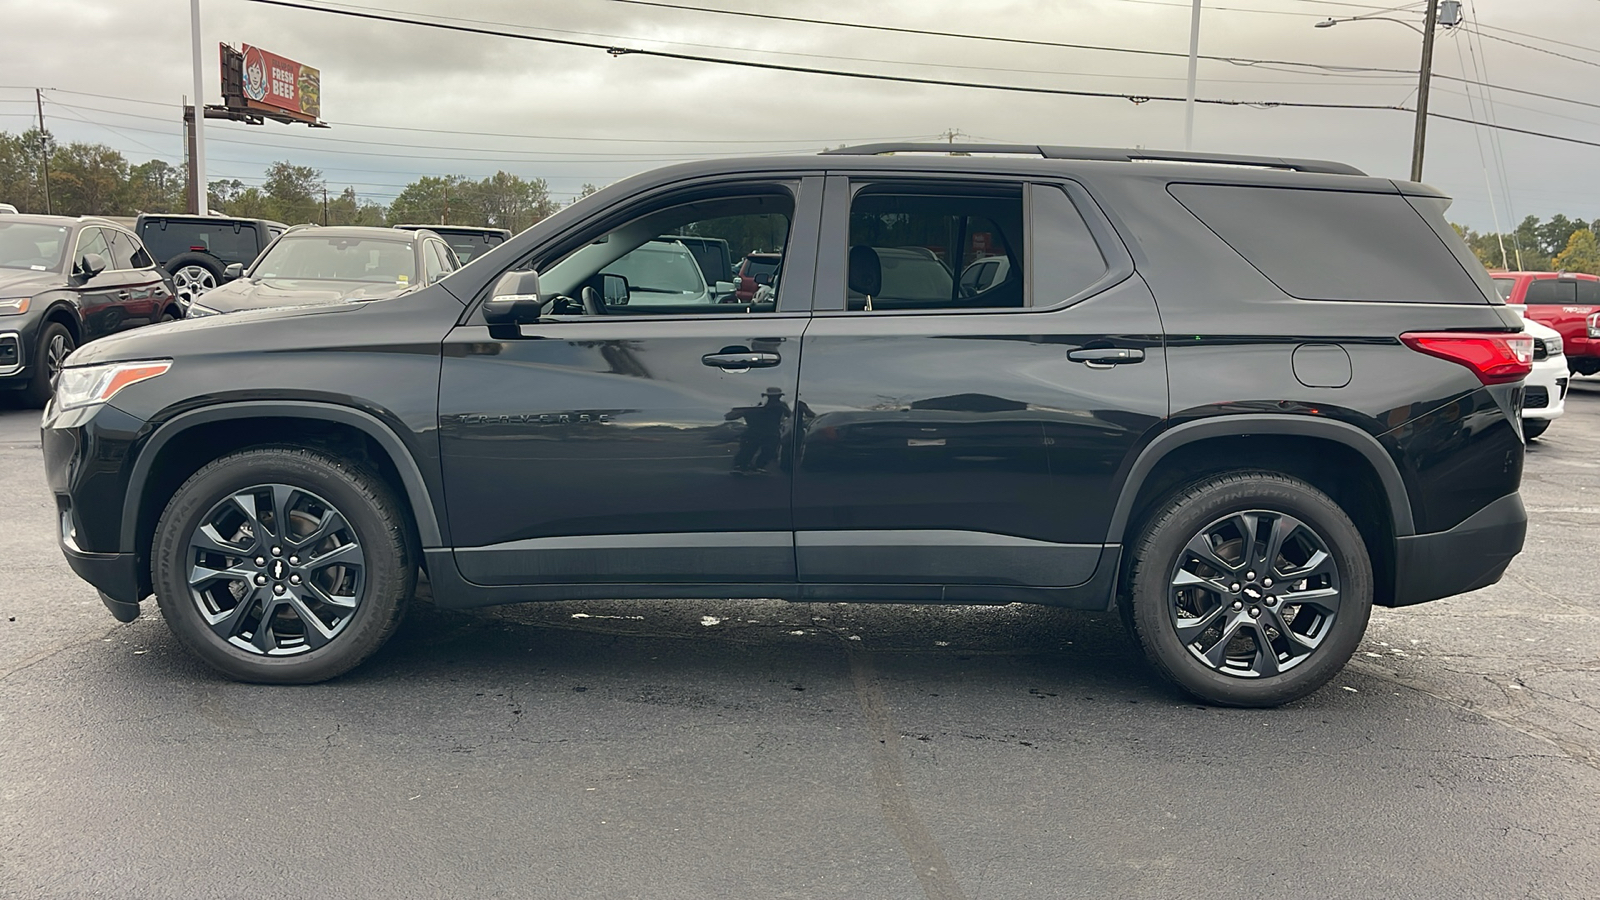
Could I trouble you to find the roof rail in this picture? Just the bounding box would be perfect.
[284,223,320,233]
[819,143,1365,176]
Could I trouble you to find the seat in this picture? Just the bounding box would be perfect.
[848,245,881,311]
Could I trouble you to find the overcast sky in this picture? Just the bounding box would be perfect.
[4,0,1599,229]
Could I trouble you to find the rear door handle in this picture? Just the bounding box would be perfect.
[703,350,781,370]
[1068,347,1145,367]
[116,290,132,300]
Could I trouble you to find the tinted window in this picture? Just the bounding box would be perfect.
[137,220,260,264]
[1524,280,1576,305]
[1029,184,1108,305]
[846,187,1024,311]
[442,233,500,263]
[104,230,142,270]
[1577,281,1600,305]
[1170,184,1485,303]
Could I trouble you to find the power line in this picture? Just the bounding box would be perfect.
[240,0,1410,112]
[1464,26,1600,71]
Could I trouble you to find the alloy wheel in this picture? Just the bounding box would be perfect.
[173,265,217,301]
[1168,510,1342,678]
[186,484,366,656]
[45,332,71,383]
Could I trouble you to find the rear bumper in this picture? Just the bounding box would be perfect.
[1391,491,1526,607]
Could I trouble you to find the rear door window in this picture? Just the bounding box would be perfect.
[1524,280,1577,305]
[1170,184,1487,303]
[1576,280,1600,305]
[139,220,260,264]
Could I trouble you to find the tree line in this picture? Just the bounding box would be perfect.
[0,127,595,233]
[1455,214,1600,275]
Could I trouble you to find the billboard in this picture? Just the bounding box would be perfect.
[220,43,321,123]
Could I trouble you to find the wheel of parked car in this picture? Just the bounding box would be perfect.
[1122,471,1373,708]
[1522,420,1550,441]
[151,446,415,683]
[167,255,222,302]
[22,321,74,408]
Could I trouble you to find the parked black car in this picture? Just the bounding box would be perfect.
[184,225,459,316]
[392,224,510,264]
[44,144,1531,706]
[0,214,178,406]
[134,214,286,303]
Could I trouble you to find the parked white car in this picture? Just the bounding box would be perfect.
[1520,315,1567,440]
[0,203,19,214]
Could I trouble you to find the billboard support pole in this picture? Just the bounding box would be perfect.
[190,0,208,215]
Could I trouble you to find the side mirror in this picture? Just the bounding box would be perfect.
[602,273,630,306]
[714,280,734,295]
[223,263,244,280]
[482,270,544,324]
[77,252,107,280]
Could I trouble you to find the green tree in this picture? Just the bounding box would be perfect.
[0,128,56,213]
[325,186,386,226]
[471,171,555,232]
[50,142,129,216]
[388,175,473,226]
[1554,228,1600,275]
[126,159,185,213]
[1537,214,1589,258]
[261,161,323,224]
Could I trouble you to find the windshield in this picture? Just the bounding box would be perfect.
[252,236,415,283]
[0,222,69,272]
[603,242,708,301]
[1492,278,1515,301]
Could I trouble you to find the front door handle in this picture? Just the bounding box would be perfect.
[1068,347,1145,367]
[703,350,781,370]
[116,290,132,301]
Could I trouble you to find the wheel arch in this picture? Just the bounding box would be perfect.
[1108,415,1413,608]
[123,403,444,586]
[42,299,82,343]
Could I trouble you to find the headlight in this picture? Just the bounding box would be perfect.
[53,360,172,411]
[0,297,30,315]
[1547,333,1564,357]
[185,301,222,318]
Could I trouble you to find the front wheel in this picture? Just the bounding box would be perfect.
[152,446,414,683]
[1122,471,1373,707]
[22,321,74,408]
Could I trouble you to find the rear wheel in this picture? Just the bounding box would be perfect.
[22,321,74,408]
[1122,471,1372,707]
[152,446,414,683]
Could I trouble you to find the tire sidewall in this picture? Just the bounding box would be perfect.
[23,321,73,408]
[1130,474,1373,707]
[153,449,410,683]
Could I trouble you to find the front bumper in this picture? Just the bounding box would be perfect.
[1391,492,1527,607]
[62,542,143,621]
[1523,356,1569,422]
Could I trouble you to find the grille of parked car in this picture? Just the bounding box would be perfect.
[1526,386,1550,409]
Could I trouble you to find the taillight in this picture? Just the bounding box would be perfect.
[1401,332,1534,385]
[1588,312,1600,339]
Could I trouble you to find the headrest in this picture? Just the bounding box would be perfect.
[848,245,881,297]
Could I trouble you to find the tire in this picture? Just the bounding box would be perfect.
[1522,419,1550,441]
[167,255,222,302]
[1121,471,1373,707]
[152,446,414,683]
[22,321,74,408]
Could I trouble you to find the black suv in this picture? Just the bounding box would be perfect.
[0,214,178,406]
[134,214,286,302]
[43,145,1531,706]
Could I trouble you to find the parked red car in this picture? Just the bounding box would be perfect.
[734,252,781,302]
[1491,272,1600,375]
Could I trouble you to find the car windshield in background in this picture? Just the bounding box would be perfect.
[253,237,416,283]
[603,242,707,300]
[138,220,259,263]
[443,234,502,264]
[1493,278,1515,301]
[743,256,780,278]
[0,222,68,272]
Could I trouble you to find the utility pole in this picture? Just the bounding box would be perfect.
[322,186,329,225]
[190,0,208,214]
[1411,0,1440,182]
[183,99,200,214]
[1185,0,1202,149]
[35,88,52,215]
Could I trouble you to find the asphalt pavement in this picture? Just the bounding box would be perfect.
[3,387,1599,899]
